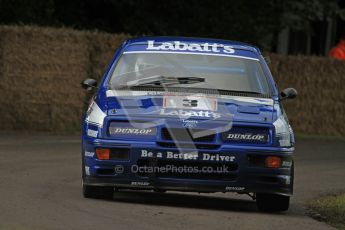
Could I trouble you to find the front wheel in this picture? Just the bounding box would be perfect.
[83,184,114,200]
[256,193,290,212]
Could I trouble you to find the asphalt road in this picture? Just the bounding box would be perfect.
[0,134,344,230]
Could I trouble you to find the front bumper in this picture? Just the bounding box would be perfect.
[82,138,294,196]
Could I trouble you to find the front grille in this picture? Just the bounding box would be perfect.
[161,128,216,142]
[137,159,238,181]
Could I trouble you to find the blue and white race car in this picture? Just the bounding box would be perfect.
[81,37,297,212]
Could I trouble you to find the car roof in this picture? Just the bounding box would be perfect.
[124,36,261,54]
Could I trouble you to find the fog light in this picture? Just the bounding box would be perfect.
[265,156,281,168]
[96,148,110,160]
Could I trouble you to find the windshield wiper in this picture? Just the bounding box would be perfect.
[218,89,263,95]
[119,75,205,88]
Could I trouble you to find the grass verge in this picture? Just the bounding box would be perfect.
[308,194,345,230]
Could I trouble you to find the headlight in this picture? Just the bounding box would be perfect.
[273,116,293,147]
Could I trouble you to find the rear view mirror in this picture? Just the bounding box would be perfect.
[280,88,297,101]
[81,78,98,90]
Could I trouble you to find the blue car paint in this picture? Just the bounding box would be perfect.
[81,37,294,196]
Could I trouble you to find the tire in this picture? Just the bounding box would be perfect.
[291,162,294,193]
[83,184,114,200]
[256,193,290,212]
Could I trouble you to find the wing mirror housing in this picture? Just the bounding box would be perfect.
[280,88,297,101]
[81,78,98,91]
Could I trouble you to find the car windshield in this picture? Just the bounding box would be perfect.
[108,52,271,95]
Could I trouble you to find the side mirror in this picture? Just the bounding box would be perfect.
[81,78,98,90]
[280,88,297,101]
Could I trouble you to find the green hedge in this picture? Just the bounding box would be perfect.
[0,25,344,136]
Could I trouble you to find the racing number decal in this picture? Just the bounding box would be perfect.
[182,99,198,107]
[163,95,217,111]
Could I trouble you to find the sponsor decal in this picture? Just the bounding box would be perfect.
[85,166,90,176]
[147,40,235,54]
[109,127,156,135]
[140,149,235,162]
[226,133,267,142]
[160,109,221,119]
[225,186,245,191]
[202,153,235,162]
[141,149,198,160]
[87,129,98,138]
[167,151,198,160]
[182,119,198,128]
[131,181,150,186]
[85,151,95,157]
[282,161,292,167]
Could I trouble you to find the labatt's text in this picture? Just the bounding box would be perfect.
[147,40,235,54]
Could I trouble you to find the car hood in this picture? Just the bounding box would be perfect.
[106,90,274,124]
